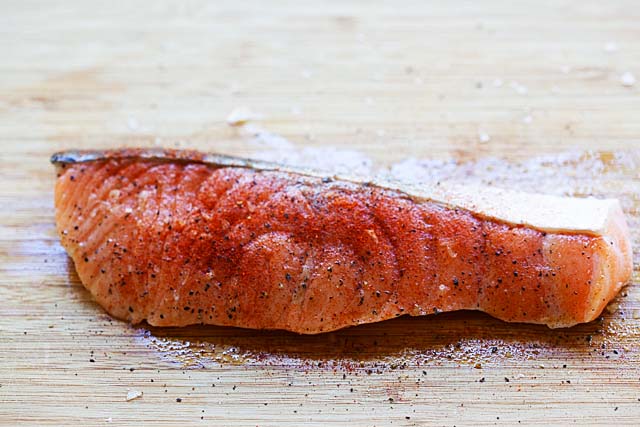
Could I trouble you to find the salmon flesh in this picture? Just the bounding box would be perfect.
[52,149,633,333]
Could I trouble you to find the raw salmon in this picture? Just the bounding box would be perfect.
[52,149,633,333]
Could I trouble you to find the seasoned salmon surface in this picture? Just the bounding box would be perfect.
[52,149,633,333]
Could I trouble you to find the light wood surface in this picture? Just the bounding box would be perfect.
[1,1,639,425]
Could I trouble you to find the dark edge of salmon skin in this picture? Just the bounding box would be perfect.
[51,148,329,176]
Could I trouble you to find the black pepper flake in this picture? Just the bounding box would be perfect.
[176,398,182,402]
[285,273,292,281]
[504,377,510,382]
[128,306,134,313]
[453,278,459,287]
[89,358,95,363]
[479,377,485,383]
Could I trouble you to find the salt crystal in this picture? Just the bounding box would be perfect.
[560,65,571,74]
[522,115,533,124]
[492,79,503,88]
[604,42,619,53]
[126,390,143,401]
[478,132,490,143]
[301,69,312,79]
[620,72,635,87]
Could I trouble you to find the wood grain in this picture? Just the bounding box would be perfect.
[1,1,639,425]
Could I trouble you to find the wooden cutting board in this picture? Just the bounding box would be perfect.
[1,1,639,425]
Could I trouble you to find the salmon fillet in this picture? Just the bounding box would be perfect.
[52,149,633,333]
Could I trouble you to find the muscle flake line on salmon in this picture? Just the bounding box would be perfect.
[51,149,633,334]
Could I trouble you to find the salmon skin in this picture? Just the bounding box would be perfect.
[51,148,633,333]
